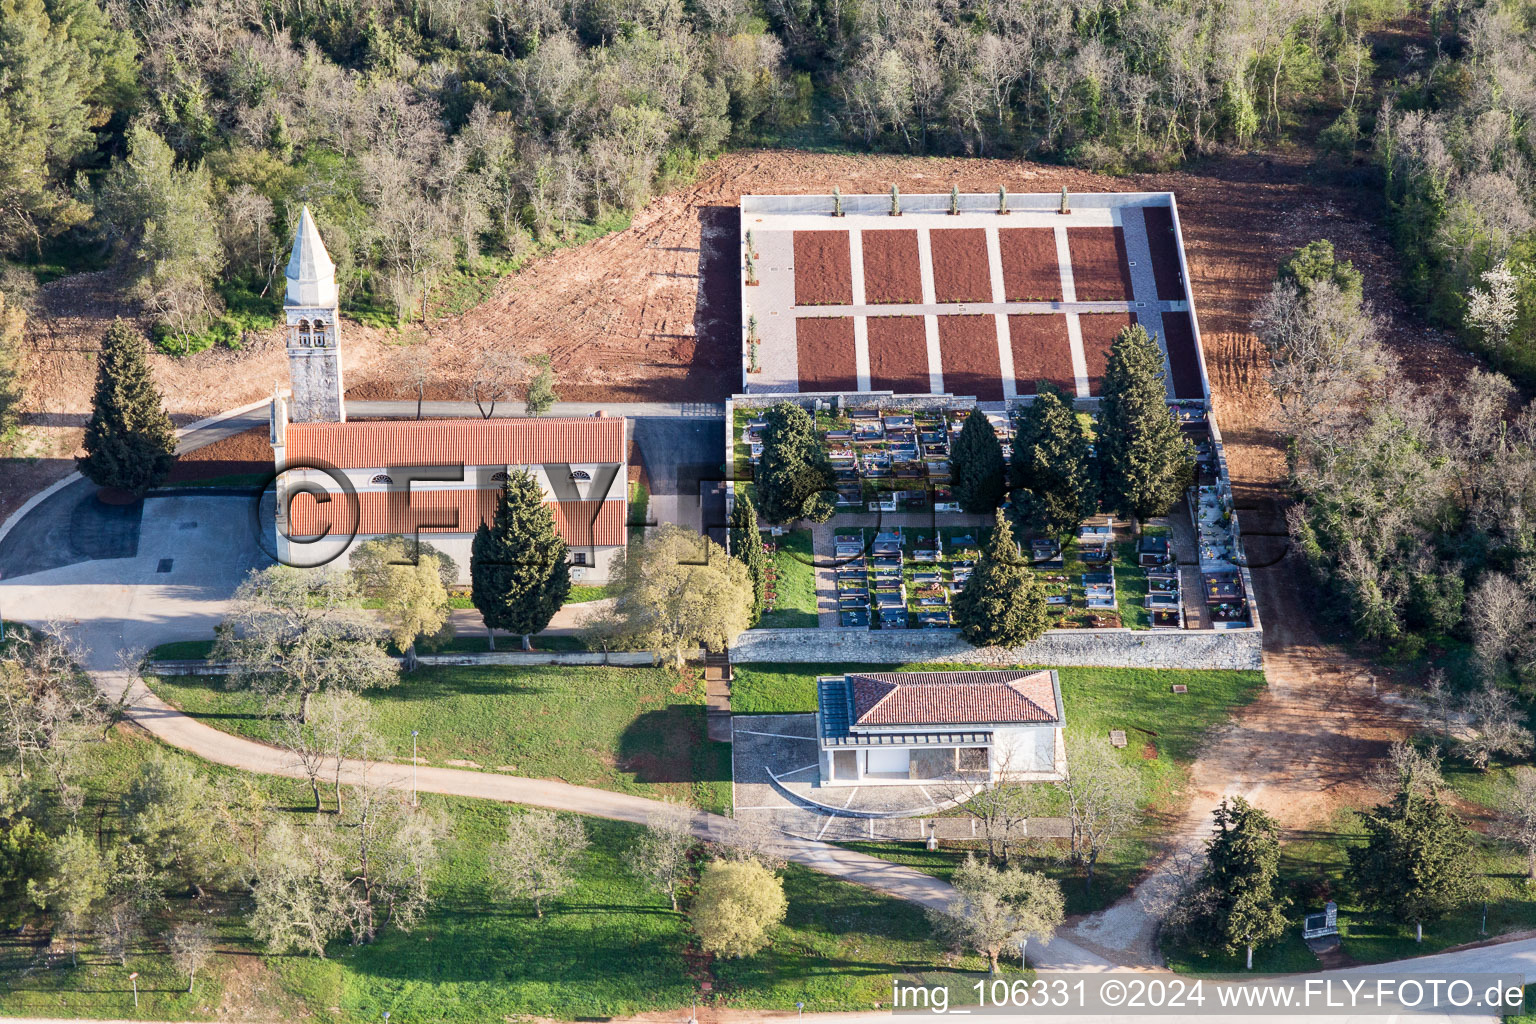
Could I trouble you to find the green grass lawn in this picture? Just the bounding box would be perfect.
[567,583,611,603]
[738,662,1266,914]
[147,664,732,814]
[758,529,817,628]
[0,732,993,1022]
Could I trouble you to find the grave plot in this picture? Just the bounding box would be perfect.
[1067,227,1134,301]
[1079,312,1137,395]
[937,315,1003,401]
[1007,314,1075,395]
[999,228,1061,302]
[867,316,932,395]
[792,231,852,305]
[1161,311,1205,399]
[930,229,992,303]
[794,317,858,392]
[861,229,923,304]
[1141,206,1187,301]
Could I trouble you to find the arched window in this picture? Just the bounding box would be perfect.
[370,473,393,485]
[311,320,327,346]
[491,471,509,482]
[569,469,591,481]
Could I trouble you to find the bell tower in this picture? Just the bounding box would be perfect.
[284,206,345,423]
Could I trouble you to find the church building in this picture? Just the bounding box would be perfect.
[269,208,628,582]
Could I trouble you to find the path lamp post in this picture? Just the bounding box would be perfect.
[129,971,139,1008]
[411,731,419,806]
[797,1001,804,1018]
[1019,939,1028,969]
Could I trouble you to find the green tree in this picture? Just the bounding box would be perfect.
[1096,325,1194,522]
[950,406,1006,513]
[728,490,769,625]
[1185,798,1289,969]
[0,0,129,256]
[77,318,176,495]
[953,509,1050,647]
[95,122,225,344]
[121,750,237,896]
[524,355,558,415]
[929,854,1065,973]
[372,555,453,664]
[1347,784,1477,943]
[1010,385,1098,536]
[1280,239,1363,305]
[0,290,24,442]
[691,858,786,958]
[754,402,833,524]
[470,471,571,650]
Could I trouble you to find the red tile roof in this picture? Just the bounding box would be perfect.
[850,671,1059,726]
[284,417,625,469]
[287,489,625,547]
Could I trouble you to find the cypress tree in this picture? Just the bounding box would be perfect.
[470,471,571,650]
[755,402,833,524]
[729,489,769,625]
[1347,785,1478,943]
[1096,324,1194,522]
[1191,798,1289,970]
[77,318,176,496]
[950,407,1005,514]
[1010,385,1097,537]
[953,509,1050,647]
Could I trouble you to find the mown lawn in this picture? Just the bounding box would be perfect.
[0,733,990,1022]
[757,528,817,628]
[148,664,732,814]
[738,662,1267,914]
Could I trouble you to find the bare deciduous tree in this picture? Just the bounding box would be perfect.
[628,800,697,911]
[460,348,528,419]
[1458,684,1534,771]
[489,809,588,918]
[1060,741,1140,892]
[167,921,216,992]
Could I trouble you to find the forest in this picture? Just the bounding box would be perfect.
[8,0,1517,355]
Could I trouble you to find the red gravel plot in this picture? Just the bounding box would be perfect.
[867,316,932,394]
[930,229,992,303]
[1007,315,1075,396]
[998,228,1061,302]
[795,316,859,392]
[937,315,1004,401]
[1141,206,1186,301]
[1079,312,1137,395]
[861,229,923,304]
[1068,227,1134,301]
[1162,311,1205,399]
[793,231,853,305]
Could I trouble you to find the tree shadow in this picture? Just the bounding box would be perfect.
[616,705,725,784]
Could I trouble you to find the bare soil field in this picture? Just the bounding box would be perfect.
[793,317,857,392]
[860,229,922,304]
[1008,314,1075,395]
[791,231,851,306]
[1079,312,1137,395]
[930,228,991,303]
[999,227,1061,301]
[1162,311,1205,399]
[166,424,271,483]
[866,315,930,394]
[1068,227,1135,301]
[1142,206,1186,301]
[936,314,1002,401]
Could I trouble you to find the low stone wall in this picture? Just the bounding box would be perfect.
[730,627,1263,670]
[147,649,687,675]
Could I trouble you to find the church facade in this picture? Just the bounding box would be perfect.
[269,209,628,583]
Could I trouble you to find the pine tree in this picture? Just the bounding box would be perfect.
[1193,798,1289,970]
[755,402,833,524]
[77,318,176,495]
[729,489,769,625]
[1010,385,1097,536]
[1348,786,1478,943]
[953,509,1050,647]
[950,407,1005,514]
[1096,324,1194,522]
[470,471,571,650]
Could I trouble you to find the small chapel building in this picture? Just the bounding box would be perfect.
[269,208,628,582]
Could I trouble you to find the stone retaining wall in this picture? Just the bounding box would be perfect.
[730,626,1263,670]
[147,649,684,675]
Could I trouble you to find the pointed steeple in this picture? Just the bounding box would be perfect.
[285,205,337,308]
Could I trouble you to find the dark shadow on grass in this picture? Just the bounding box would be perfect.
[616,705,723,783]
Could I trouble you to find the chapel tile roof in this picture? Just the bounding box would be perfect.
[848,670,1060,726]
[283,416,626,470]
[287,490,625,548]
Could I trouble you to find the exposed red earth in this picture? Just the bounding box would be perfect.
[792,231,853,305]
[1068,226,1135,301]
[793,316,858,392]
[929,228,992,303]
[998,227,1062,302]
[866,315,931,394]
[1007,314,1075,395]
[936,314,1003,401]
[1079,311,1138,394]
[860,229,923,304]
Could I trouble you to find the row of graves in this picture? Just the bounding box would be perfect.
[832,528,972,629]
[1182,401,1251,628]
[740,407,1012,513]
